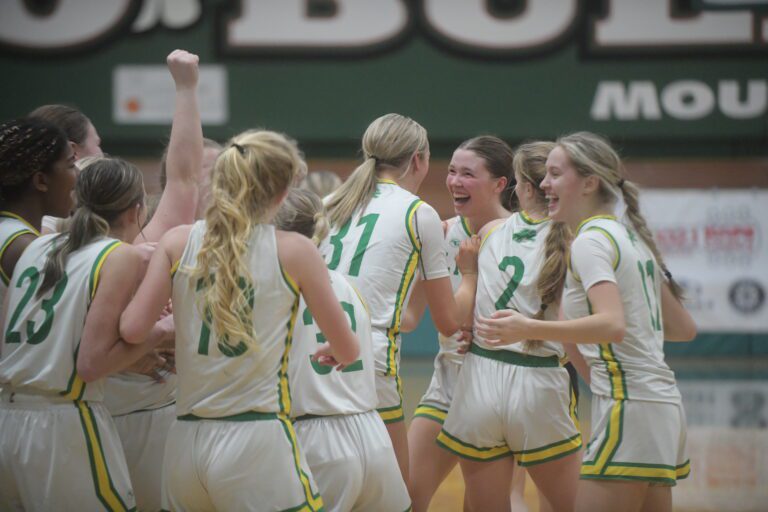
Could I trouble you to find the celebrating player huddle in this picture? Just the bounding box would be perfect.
[0,51,696,512]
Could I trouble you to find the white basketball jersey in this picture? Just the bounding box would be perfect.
[0,234,122,401]
[474,212,564,358]
[438,216,473,363]
[103,373,176,416]
[321,179,448,376]
[0,212,39,308]
[172,221,300,418]
[289,270,377,418]
[562,215,680,403]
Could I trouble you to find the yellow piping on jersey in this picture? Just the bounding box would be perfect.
[277,296,300,416]
[576,214,617,235]
[384,200,423,376]
[459,216,473,236]
[376,178,398,186]
[76,401,131,511]
[169,259,181,277]
[0,229,35,285]
[584,226,621,270]
[347,280,370,315]
[520,210,549,225]
[480,223,503,249]
[0,211,41,236]
[89,241,122,300]
[599,343,628,400]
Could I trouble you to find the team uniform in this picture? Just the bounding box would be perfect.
[165,220,322,511]
[563,215,690,486]
[438,212,582,466]
[0,234,135,511]
[289,269,410,512]
[103,373,176,511]
[321,179,448,424]
[0,211,39,307]
[413,216,472,425]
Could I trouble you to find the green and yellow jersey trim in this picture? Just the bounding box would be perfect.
[76,402,132,511]
[376,178,398,186]
[277,416,325,511]
[169,259,181,277]
[582,399,625,476]
[480,222,503,249]
[0,229,35,285]
[520,211,549,225]
[384,199,423,376]
[584,226,621,270]
[459,216,473,236]
[599,343,628,400]
[89,240,122,301]
[576,215,617,235]
[0,211,40,236]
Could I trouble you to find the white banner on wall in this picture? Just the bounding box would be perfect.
[640,189,767,333]
[113,65,228,125]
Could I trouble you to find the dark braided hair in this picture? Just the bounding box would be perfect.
[0,118,69,202]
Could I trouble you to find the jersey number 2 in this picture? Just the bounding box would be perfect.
[494,256,525,310]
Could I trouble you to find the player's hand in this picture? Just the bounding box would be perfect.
[456,324,473,354]
[126,348,174,383]
[456,235,480,275]
[167,49,199,90]
[475,309,528,346]
[155,313,176,344]
[311,342,347,371]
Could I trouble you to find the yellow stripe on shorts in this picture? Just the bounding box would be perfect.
[76,402,130,511]
[278,416,324,512]
[413,405,447,425]
[581,400,625,476]
[378,404,405,424]
[515,433,582,467]
[436,429,511,462]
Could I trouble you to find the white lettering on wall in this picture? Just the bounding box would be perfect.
[227,0,408,48]
[0,0,135,49]
[592,80,768,121]
[422,0,577,49]
[594,0,754,46]
[591,81,662,120]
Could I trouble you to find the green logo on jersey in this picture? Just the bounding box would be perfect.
[627,228,638,246]
[450,239,460,247]
[513,229,537,242]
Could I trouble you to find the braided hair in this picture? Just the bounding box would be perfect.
[0,117,68,203]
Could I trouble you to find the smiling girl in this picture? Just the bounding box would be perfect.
[477,132,696,512]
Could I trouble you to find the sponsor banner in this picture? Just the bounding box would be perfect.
[113,64,228,124]
[678,380,768,428]
[641,190,767,332]
[675,426,768,512]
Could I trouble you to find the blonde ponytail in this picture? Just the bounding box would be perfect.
[190,130,305,351]
[326,113,428,228]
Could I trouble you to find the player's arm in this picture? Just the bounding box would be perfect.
[477,230,626,346]
[77,245,174,382]
[136,49,203,244]
[660,281,697,342]
[121,225,190,344]
[278,231,359,365]
[418,205,477,336]
[400,277,426,333]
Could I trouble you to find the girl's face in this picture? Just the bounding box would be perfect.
[541,146,586,226]
[75,122,103,159]
[446,148,505,220]
[43,144,78,218]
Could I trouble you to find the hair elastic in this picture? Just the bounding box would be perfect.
[231,143,246,156]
